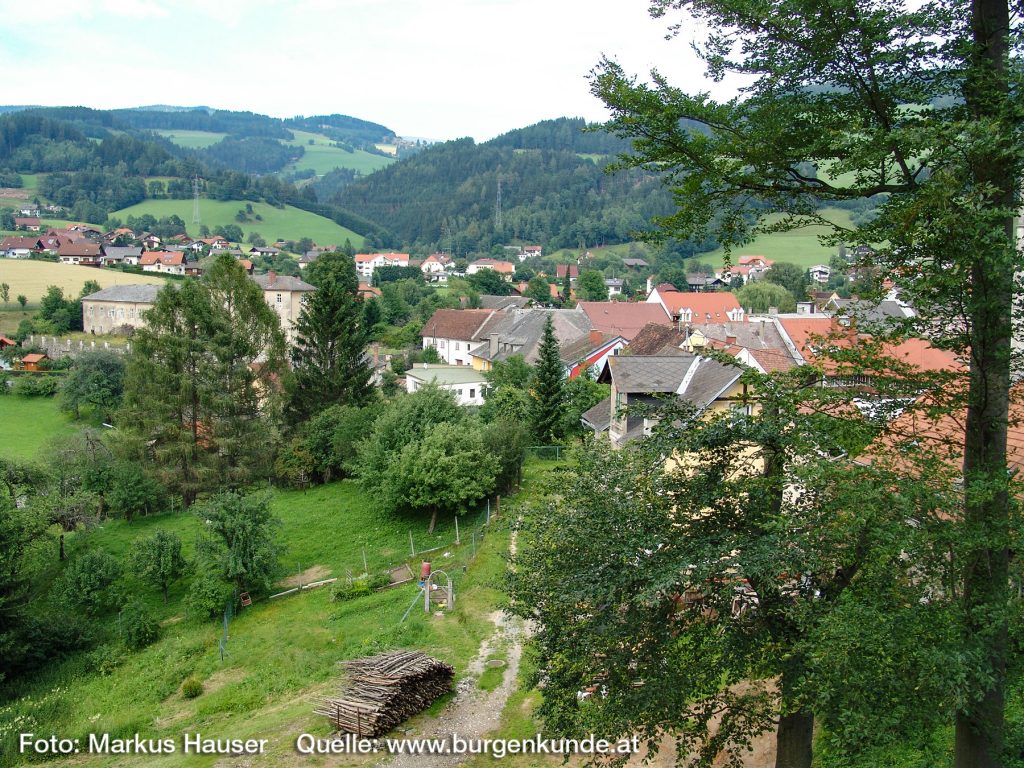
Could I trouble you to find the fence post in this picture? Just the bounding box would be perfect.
[486,499,490,525]
[455,516,460,545]
[472,532,476,559]
[409,530,416,558]
[496,495,501,518]
[362,546,368,575]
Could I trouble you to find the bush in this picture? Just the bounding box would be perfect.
[184,574,233,621]
[86,644,127,676]
[108,462,165,520]
[55,550,123,615]
[181,677,203,699]
[11,375,61,397]
[332,572,390,601]
[116,601,159,649]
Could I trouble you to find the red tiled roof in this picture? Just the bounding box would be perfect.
[577,301,671,340]
[420,308,502,340]
[470,258,515,273]
[659,291,742,320]
[556,264,579,279]
[355,252,410,263]
[57,241,101,257]
[22,353,47,363]
[140,250,185,266]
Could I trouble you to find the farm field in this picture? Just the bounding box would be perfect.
[0,455,545,768]
[283,129,395,176]
[0,260,167,303]
[153,130,228,149]
[0,395,78,461]
[700,207,854,269]
[114,198,365,248]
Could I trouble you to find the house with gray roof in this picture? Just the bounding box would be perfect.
[405,364,488,406]
[81,284,167,335]
[594,353,747,446]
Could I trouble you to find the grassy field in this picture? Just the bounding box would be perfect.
[699,207,853,269]
[114,198,364,249]
[153,130,228,150]
[283,129,395,177]
[0,395,78,461]
[0,308,32,336]
[0,260,167,303]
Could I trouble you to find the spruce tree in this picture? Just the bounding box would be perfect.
[530,315,564,444]
[288,252,373,424]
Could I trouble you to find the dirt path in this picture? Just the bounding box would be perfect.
[383,610,525,767]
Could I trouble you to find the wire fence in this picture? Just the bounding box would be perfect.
[525,445,566,461]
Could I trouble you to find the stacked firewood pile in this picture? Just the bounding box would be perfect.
[314,651,454,737]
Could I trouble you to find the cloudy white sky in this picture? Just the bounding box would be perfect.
[0,0,728,141]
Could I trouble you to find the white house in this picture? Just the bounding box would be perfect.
[808,264,832,284]
[405,364,488,406]
[420,308,505,366]
[354,252,410,280]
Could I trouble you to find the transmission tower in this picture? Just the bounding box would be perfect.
[494,178,503,233]
[192,175,201,224]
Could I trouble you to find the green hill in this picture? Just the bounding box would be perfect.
[114,198,364,248]
[283,129,395,176]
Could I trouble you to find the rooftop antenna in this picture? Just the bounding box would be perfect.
[192,175,201,225]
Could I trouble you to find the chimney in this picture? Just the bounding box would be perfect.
[589,329,603,345]
[768,306,779,316]
[726,334,737,347]
[489,332,499,357]
[268,270,277,286]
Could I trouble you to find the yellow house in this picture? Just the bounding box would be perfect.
[594,353,752,446]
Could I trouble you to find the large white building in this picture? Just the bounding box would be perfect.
[354,252,410,280]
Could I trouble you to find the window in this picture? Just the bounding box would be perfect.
[276,294,282,303]
[469,388,476,398]
[440,339,446,349]
[455,342,460,350]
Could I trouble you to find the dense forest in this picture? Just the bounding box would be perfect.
[334,118,681,255]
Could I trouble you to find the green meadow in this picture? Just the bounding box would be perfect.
[283,129,395,177]
[153,130,228,150]
[113,198,364,248]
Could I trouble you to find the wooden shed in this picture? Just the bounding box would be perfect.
[20,353,49,371]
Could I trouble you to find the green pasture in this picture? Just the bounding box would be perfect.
[282,129,395,176]
[153,130,228,150]
[113,198,364,248]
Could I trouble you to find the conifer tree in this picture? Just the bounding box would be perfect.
[530,315,564,443]
[287,252,374,424]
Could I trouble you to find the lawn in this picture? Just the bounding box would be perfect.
[0,395,78,461]
[283,129,395,177]
[153,130,228,150]
[0,260,167,303]
[113,198,365,249]
[0,463,542,767]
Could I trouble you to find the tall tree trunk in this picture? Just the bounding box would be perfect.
[775,710,813,768]
[955,2,1013,765]
[428,508,438,535]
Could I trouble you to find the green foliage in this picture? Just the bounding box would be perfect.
[288,252,373,423]
[735,280,797,313]
[576,269,609,301]
[485,355,533,391]
[107,461,164,521]
[37,285,82,334]
[381,421,499,533]
[764,261,810,300]
[529,316,564,444]
[181,677,204,699]
[115,601,159,649]
[60,350,125,420]
[273,437,314,489]
[85,644,126,676]
[332,571,391,601]
[120,257,288,506]
[130,531,187,603]
[0,494,48,683]
[184,572,233,622]
[11,375,60,397]
[466,268,512,296]
[55,550,123,616]
[299,403,381,484]
[524,276,552,304]
[193,491,282,593]
[479,385,531,425]
[480,419,529,494]
[561,370,609,439]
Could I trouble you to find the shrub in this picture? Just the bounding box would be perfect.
[332,572,390,601]
[185,574,233,621]
[11,375,61,397]
[55,550,123,615]
[181,677,204,699]
[116,601,159,649]
[86,645,126,676]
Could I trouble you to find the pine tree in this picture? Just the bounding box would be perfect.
[288,252,374,424]
[530,315,564,444]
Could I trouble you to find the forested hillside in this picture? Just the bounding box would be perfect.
[334,118,679,254]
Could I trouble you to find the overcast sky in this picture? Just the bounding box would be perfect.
[0,0,733,142]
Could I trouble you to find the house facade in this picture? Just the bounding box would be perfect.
[354,252,410,280]
[81,284,164,335]
[252,271,316,345]
[405,364,488,406]
[420,308,505,366]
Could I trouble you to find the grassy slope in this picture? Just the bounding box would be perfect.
[699,207,853,269]
[0,453,538,767]
[113,199,364,249]
[0,395,78,461]
[153,130,228,150]
[282,129,395,176]
[0,261,167,303]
